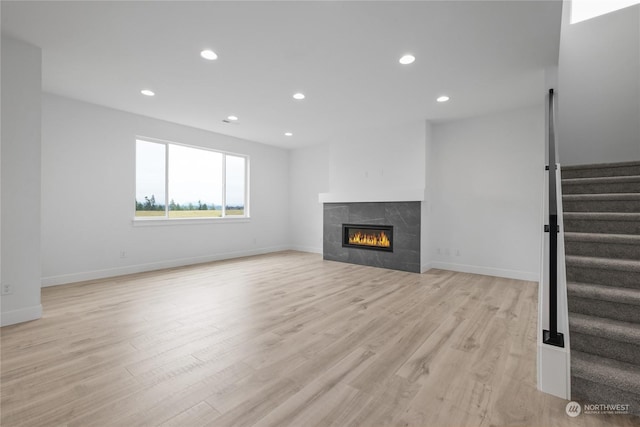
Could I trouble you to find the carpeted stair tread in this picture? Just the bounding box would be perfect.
[563,213,640,234]
[569,314,640,365]
[568,294,640,324]
[563,193,640,202]
[563,193,640,213]
[564,232,640,260]
[568,282,640,307]
[562,161,640,179]
[572,351,640,396]
[566,256,640,289]
[562,175,640,195]
[563,161,640,171]
[566,255,640,272]
[563,175,640,185]
[565,232,640,245]
[564,212,640,221]
[569,313,640,344]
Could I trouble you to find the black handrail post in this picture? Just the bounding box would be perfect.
[544,89,565,348]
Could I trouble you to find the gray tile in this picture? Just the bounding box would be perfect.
[349,203,386,224]
[323,201,421,273]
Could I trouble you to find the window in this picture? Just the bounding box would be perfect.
[571,0,639,24]
[135,138,248,219]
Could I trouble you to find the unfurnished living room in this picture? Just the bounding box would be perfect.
[1,1,639,426]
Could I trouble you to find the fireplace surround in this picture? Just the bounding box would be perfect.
[323,201,420,272]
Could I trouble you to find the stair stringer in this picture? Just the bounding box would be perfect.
[537,163,572,400]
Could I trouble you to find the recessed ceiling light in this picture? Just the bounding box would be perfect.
[293,93,305,100]
[399,54,416,65]
[140,89,155,96]
[227,115,238,121]
[437,95,450,103]
[284,132,293,136]
[200,49,218,60]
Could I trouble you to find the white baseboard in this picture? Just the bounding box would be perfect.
[41,246,290,287]
[41,249,538,287]
[420,262,433,273]
[1,304,42,327]
[429,261,539,282]
[289,245,322,254]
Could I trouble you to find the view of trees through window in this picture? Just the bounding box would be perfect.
[135,139,247,219]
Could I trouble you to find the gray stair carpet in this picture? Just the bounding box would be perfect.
[562,161,640,416]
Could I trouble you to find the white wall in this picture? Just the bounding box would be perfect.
[328,121,426,194]
[41,94,290,286]
[430,106,544,281]
[421,121,434,272]
[1,37,43,326]
[558,2,640,165]
[289,144,330,253]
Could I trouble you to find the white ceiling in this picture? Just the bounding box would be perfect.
[1,1,562,149]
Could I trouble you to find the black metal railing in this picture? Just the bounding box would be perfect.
[543,88,564,348]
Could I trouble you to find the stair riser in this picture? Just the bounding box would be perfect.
[566,266,640,290]
[563,199,640,213]
[569,298,640,323]
[562,182,640,194]
[571,376,640,416]
[564,218,640,234]
[565,240,640,261]
[570,332,640,366]
[562,165,640,179]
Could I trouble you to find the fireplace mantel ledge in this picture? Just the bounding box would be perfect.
[318,188,425,203]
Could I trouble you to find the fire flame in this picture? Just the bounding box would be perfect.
[348,231,390,248]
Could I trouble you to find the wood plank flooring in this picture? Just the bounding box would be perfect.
[1,251,638,426]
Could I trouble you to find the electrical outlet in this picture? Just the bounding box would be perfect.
[120,251,126,259]
[2,284,13,295]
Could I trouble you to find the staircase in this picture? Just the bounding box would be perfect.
[562,161,640,415]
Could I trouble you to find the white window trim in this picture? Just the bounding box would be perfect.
[134,136,250,223]
[132,217,251,227]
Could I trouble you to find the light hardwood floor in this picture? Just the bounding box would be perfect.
[1,251,638,427]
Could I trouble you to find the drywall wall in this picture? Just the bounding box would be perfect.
[1,36,42,326]
[558,3,640,165]
[328,121,426,195]
[289,144,330,253]
[421,121,434,272]
[430,106,544,281]
[41,94,290,286]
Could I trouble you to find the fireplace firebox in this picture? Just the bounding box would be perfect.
[342,224,394,252]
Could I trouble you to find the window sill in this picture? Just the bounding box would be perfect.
[132,217,251,227]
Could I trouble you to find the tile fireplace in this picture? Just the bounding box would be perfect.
[323,201,420,273]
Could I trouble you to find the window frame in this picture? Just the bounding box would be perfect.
[134,136,250,223]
